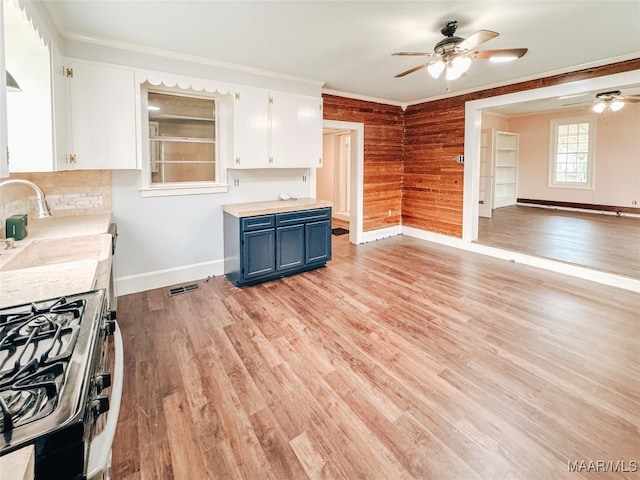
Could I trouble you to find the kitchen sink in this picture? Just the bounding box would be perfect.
[0,234,112,271]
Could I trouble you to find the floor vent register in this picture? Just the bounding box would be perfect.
[168,284,199,296]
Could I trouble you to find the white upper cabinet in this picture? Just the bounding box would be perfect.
[269,91,299,167]
[232,87,322,169]
[4,0,55,173]
[0,0,8,178]
[296,95,323,168]
[232,86,269,168]
[61,59,138,170]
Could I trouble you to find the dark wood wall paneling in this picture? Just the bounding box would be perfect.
[324,59,640,236]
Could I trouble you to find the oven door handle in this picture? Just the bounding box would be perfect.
[87,321,124,480]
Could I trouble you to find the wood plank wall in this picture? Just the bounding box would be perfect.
[322,95,404,231]
[324,59,640,236]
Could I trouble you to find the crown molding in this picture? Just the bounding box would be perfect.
[59,31,326,88]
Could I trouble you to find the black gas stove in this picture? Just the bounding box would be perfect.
[0,289,122,480]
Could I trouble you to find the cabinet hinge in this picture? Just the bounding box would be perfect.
[318,157,322,165]
[268,157,273,165]
[268,96,273,105]
[65,67,74,78]
[67,154,77,164]
[235,157,240,165]
[235,92,240,100]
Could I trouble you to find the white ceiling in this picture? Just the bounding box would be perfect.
[42,1,640,104]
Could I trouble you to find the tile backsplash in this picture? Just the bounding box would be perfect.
[0,170,112,236]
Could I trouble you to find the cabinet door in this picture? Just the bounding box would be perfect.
[305,220,332,264]
[297,96,323,168]
[269,92,298,167]
[276,224,305,270]
[233,87,269,168]
[0,0,8,178]
[67,60,137,169]
[242,229,275,279]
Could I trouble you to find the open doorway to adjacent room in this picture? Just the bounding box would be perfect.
[314,120,364,245]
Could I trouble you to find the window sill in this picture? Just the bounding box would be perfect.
[140,183,229,197]
[548,183,594,190]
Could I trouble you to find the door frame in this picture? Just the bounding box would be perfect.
[462,69,640,242]
[310,120,364,244]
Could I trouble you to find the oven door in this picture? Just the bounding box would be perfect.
[86,320,124,480]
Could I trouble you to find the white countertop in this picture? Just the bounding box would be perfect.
[0,213,112,478]
[222,197,332,218]
[0,213,113,308]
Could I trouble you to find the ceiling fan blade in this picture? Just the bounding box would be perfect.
[394,63,429,78]
[470,48,528,60]
[622,97,640,103]
[392,52,434,57]
[456,30,499,51]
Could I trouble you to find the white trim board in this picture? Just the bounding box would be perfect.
[115,259,224,296]
[401,226,640,293]
[115,226,639,296]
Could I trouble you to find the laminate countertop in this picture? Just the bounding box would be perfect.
[0,213,113,309]
[222,198,332,218]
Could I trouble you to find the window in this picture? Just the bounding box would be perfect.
[141,82,230,196]
[549,116,595,188]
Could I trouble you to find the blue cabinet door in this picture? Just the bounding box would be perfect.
[305,220,332,264]
[276,224,305,271]
[242,229,275,279]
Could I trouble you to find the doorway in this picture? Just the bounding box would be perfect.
[311,120,364,244]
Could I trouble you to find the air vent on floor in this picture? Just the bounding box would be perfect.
[168,284,199,296]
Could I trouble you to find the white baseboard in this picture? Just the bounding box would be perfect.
[360,225,402,243]
[333,212,350,222]
[516,202,640,218]
[115,259,225,297]
[401,226,640,293]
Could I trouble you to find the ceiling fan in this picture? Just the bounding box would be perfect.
[563,90,640,114]
[393,20,528,83]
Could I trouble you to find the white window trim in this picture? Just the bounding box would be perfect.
[548,115,596,190]
[139,80,230,197]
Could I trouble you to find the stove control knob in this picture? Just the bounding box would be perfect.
[103,310,117,335]
[92,396,110,416]
[95,373,112,393]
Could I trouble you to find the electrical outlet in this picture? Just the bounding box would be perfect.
[632,200,637,205]
[388,209,392,217]
[456,155,464,163]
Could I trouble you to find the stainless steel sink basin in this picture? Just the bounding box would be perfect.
[0,234,112,271]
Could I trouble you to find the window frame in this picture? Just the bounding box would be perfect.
[548,115,596,190]
[140,83,229,197]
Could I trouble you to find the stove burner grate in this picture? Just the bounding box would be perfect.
[0,296,86,434]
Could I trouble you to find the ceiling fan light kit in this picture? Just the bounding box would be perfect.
[565,90,640,115]
[393,20,528,88]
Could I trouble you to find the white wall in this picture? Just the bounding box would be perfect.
[113,169,311,294]
[317,134,336,203]
[64,40,323,294]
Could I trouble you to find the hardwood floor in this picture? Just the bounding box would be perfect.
[476,205,640,279]
[112,234,640,479]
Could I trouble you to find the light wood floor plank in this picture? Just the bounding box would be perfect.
[113,233,639,479]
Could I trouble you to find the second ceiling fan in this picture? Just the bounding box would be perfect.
[393,20,528,82]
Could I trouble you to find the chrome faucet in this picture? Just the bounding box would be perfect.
[0,179,52,218]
